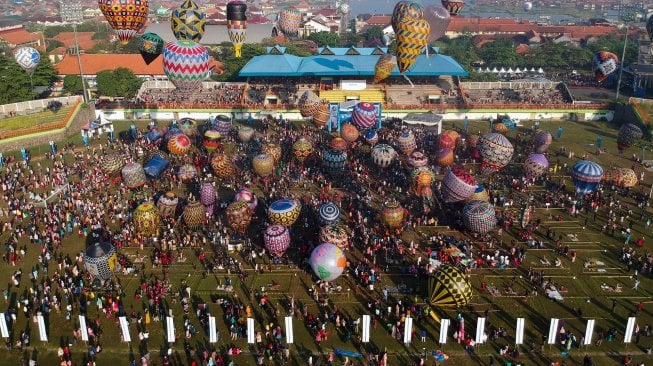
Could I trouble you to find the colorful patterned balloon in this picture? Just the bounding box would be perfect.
[572,160,603,195]
[352,102,378,130]
[203,129,221,152]
[226,201,252,233]
[364,128,379,146]
[477,133,514,175]
[183,201,205,228]
[298,90,322,118]
[238,126,255,142]
[442,166,477,202]
[436,148,454,167]
[330,137,348,151]
[441,0,464,16]
[252,154,274,177]
[264,225,290,257]
[371,144,397,168]
[101,153,125,177]
[592,51,618,82]
[139,32,164,65]
[121,162,146,189]
[171,0,205,42]
[322,149,347,175]
[163,40,210,92]
[98,0,149,44]
[524,154,549,180]
[157,191,178,218]
[318,202,340,227]
[213,115,232,135]
[382,200,404,230]
[391,1,424,33]
[603,168,638,188]
[211,153,235,178]
[267,198,302,226]
[340,123,360,143]
[396,18,430,73]
[293,138,313,163]
[493,122,508,133]
[533,130,552,153]
[463,200,497,234]
[374,54,396,83]
[407,151,428,169]
[466,134,479,150]
[467,184,489,202]
[14,47,40,73]
[200,182,217,215]
[278,8,301,39]
[617,123,642,150]
[397,130,417,155]
[319,225,349,249]
[428,265,473,308]
[178,117,198,137]
[412,167,435,194]
[309,243,347,282]
[177,163,197,181]
[262,143,282,165]
[226,0,247,57]
[167,133,192,155]
[133,202,161,237]
[234,187,257,211]
[424,3,451,43]
[313,101,330,127]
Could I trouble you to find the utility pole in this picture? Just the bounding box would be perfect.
[73,23,88,103]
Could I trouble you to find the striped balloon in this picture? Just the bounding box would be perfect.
[396,18,430,73]
[391,1,424,33]
[278,8,301,39]
[572,160,603,195]
[163,40,210,92]
[352,102,378,130]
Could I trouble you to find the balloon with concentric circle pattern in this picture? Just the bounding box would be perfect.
[318,202,341,227]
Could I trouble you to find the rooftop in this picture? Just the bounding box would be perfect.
[143,23,275,44]
[51,32,96,51]
[55,54,165,76]
[0,26,40,46]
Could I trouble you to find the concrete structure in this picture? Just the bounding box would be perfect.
[59,1,83,24]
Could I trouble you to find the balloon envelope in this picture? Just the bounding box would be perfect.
[163,40,211,92]
[309,243,347,282]
[278,8,301,39]
[139,33,164,65]
[374,54,396,83]
[99,0,149,44]
[264,225,290,257]
[391,1,424,33]
[396,18,430,73]
[352,102,378,130]
[171,0,206,42]
[533,130,552,153]
[226,0,247,57]
[234,187,258,211]
[572,160,604,195]
[524,154,549,180]
[318,202,341,227]
[592,51,618,82]
[14,47,40,73]
[442,166,477,202]
[267,198,302,226]
[424,4,451,43]
[441,0,464,16]
[617,123,642,150]
[371,144,397,168]
[428,265,473,307]
[463,200,497,234]
[477,133,514,174]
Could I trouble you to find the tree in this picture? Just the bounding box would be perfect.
[95,70,118,97]
[0,56,32,103]
[63,75,84,95]
[210,43,266,82]
[46,39,65,52]
[364,26,384,41]
[95,68,143,98]
[31,57,59,90]
[113,36,141,54]
[438,35,480,71]
[306,31,341,47]
[478,39,523,67]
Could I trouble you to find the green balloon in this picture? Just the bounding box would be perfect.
[139,33,164,64]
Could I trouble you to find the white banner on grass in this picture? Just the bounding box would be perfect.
[166,316,175,343]
[584,319,595,345]
[119,316,131,343]
[547,318,559,345]
[209,316,217,343]
[475,317,486,344]
[79,315,88,342]
[362,315,371,343]
[439,319,450,345]
[0,315,8,338]
[37,314,47,342]
[403,316,413,344]
[247,318,255,344]
[624,317,636,343]
[285,316,293,344]
[515,318,525,345]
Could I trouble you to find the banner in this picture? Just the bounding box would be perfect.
[328,103,340,132]
[247,318,255,344]
[475,317,486,344]
[79,315,89,342]
[515,318,525,345]
[37,314,47,342]
[403,316,413,344]
[374,103,382,130]
[166,316,175,343]
[362,315,371,343]
[547,318,559,345]
[624,317,636,343]
[119,316,130,343]
[0,315,8,338]
[209,316,217,343]
[439,319,450,344]
[584,319,595,345]
[285,316,293,344]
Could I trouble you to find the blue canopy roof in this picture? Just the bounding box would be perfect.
[240,52,467,77]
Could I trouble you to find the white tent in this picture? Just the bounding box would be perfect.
[499,67,507,73]
[485,67,492,73]
[478,67,484,73]
[537,67,544,74]
[492,67,499,73]
[507,67,514,73]
[530,67,536,72]
[515,67,522,73]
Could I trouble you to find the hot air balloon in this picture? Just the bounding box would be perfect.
[203,130,221,152]
[352,102,378,131]
[14,47,40,73]
[262,143,282,165]
[397,130,417,155]
[477,133,514,175]
[238,126,255,142]
[412,167,435,194]
[374,54,396,83]
[309,243,347,282]
[493,122,508,133]
[84,230,119,282]
[178,117,198,137]
[157,191,179,218]
[133,202,161,237]
[319,225,349,249]
[533,130,552,153]
[396,18,430,73]
[278,8,301,39]
[524,154,549,180]
[424,4,451,43]
[382,200,405,230]
[168,133,192,155]
[322,149,347,176]
[438,133,456,150]
[183,201,205,228]
[364,128,379,146]
[313,101,330,128]
[171,0,205,42]
[226,201,252,233]
[523,1,533,10]
[442,130,460,147]
[330,137,348,151]
[318,202,341,227]
[163,40,211,92]
[213,115,233,135]
[648,14,653,41]
[407,151,429,169]
[441,0,464,16]
[200,182,217,216]
[98,0,149,44]
[267,198,302,226]
[436,148,454,167]
[227,0,247,58]
[572,160,604,195]
[441,166,477,203]
[340,123,360,143]
[234,187,257,211]
[468,184,489,202]
[428,265,473,308]
[293,138,313,163]
[603,168,638,188]
[466,134,479,150]
[139,33,164,65]
[391,1,424,33]
[264,225,290,257]
[617,123,642,150]
[371,144,397,168]
[101,153,125,178]
[177,163,198,181]
[122,162,146,189]
[592,51,618,82]
[253,154,274,177]
[211,153,235,178]
[298,90,322,118]
[463,200,497,234]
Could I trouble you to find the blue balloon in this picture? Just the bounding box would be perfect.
[572,160,603,195]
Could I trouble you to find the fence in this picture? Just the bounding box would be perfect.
[137,80,247,98]
[0,100,82,140]
[461,81,558,90]
[0,95,82,116]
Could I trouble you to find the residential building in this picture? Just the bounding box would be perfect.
[59,1,83,23]
[55,54,166,88]
[0,25,43,49]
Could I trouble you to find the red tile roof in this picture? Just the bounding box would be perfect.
[515,43,530,55]
[52,32,97,51]
[448,17,619,39]
[55,54,165,76]
[0,27,41,46]
[365,15,391,26]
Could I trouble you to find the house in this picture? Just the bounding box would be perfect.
[303,17,331,35]
[51,32,97,52]
[55,54,166,88]
[364,15,391,27]
[0,25,43,49]
[294,1,311,13]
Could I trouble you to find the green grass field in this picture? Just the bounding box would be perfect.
[0,117,651,366]
[0,107,74,132]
